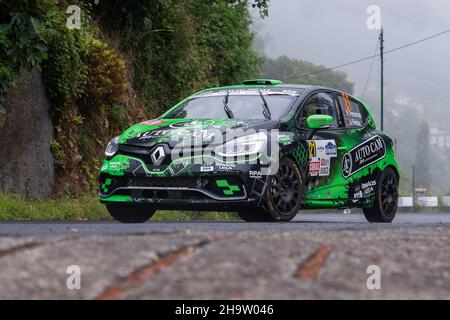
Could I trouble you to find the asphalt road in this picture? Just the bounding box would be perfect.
[0,213,449,299]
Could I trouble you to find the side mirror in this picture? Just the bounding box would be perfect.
[306,115,334,129]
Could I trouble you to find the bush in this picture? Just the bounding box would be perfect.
[42,26,88,105]
[81,38,128,110]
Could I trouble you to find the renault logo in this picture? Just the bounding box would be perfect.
[150,146,165,165]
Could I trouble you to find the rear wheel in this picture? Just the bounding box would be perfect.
[363,167,398,223]
[106,204,156,223]
[238,157,304,222]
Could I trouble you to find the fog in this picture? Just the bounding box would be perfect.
[254,0,450,194]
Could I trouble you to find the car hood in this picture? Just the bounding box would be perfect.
[119,118,280,148]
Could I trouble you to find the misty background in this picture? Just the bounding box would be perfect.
[252,0,450,195]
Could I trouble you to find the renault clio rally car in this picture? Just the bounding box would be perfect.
[99,79,399,223]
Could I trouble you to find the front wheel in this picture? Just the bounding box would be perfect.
[363,167,398,223]
[238,157,305,222]
[106,204,156,223]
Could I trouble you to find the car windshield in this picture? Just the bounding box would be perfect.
[163,94,297,120]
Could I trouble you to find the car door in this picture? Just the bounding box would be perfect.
[333,92,385,201]
[295,90,346,201]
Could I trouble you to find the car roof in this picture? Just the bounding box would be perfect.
[194,80,344,96]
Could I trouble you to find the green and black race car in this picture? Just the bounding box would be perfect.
[99,79,399,223]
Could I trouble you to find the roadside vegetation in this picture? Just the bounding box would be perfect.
[2,1,395,221]
[0,193,238,221]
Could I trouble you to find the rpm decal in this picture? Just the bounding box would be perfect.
[342,135,386,178]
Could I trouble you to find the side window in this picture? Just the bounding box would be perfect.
[298,92,339,129]
[337,93,368,128]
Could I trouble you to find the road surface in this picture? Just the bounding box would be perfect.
[0,213,449,299]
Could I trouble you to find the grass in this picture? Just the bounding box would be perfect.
[0,193,238,221]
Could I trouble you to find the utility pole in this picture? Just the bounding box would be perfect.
[379,27,384,130]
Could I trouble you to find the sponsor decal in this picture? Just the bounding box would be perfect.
[342,135,386,178]
[308,141,317,157]
[137,130,169,140]
[351,179,376,199]
[200,165,214,172]
[308,140,337,158]
[141,119,165,126]
[278,135,293,145]
[108,160,128,171]
[309,157,321,176]
[197,88,300,97]
[349,111,362,119]
[319,158,330,177]
[341,92,352,113]
[216,163,237,171]
[249,170,262,178]
[325,141,337,156]
[307,140,337,177]
[169,119,216,128]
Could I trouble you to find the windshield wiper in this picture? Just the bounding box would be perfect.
[259,90,272,120]
[223,90,234,119]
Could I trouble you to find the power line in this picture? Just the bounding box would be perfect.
[290,28,450,78]
[361,39,379,98]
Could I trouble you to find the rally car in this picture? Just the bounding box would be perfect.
[99,79,399,223]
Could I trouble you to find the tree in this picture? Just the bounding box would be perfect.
[414,120,432,190]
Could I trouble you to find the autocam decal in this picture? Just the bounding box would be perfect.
[342,135,386,179]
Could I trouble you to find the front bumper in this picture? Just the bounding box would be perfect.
[98,151,269,210]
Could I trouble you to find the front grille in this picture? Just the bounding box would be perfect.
[127,176,246,198]
[117,144,173,165]
[127,177,201,189]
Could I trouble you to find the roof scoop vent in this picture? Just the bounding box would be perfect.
[242,79,283,85]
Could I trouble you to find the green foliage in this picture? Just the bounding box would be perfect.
[0,193,239,220]
[0,0,55,107]
[2,0,268,198]
[50,139,65,166]
[42,25,89,105]
[82,38,128,110]
[0,105,5,126]
[189,1,262,85]
[109,102,127,128]
[78,129,92,159]
[95,0,263,114]
[262,56,355,93]
[0,192,111,220]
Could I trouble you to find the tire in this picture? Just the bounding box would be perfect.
[237,208,274,222]
[238,157,305,222]
[363,167,398,223]
[106,204,156,223]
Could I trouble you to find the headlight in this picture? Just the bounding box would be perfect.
[215,132,267,157]
[105,136,119,157]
